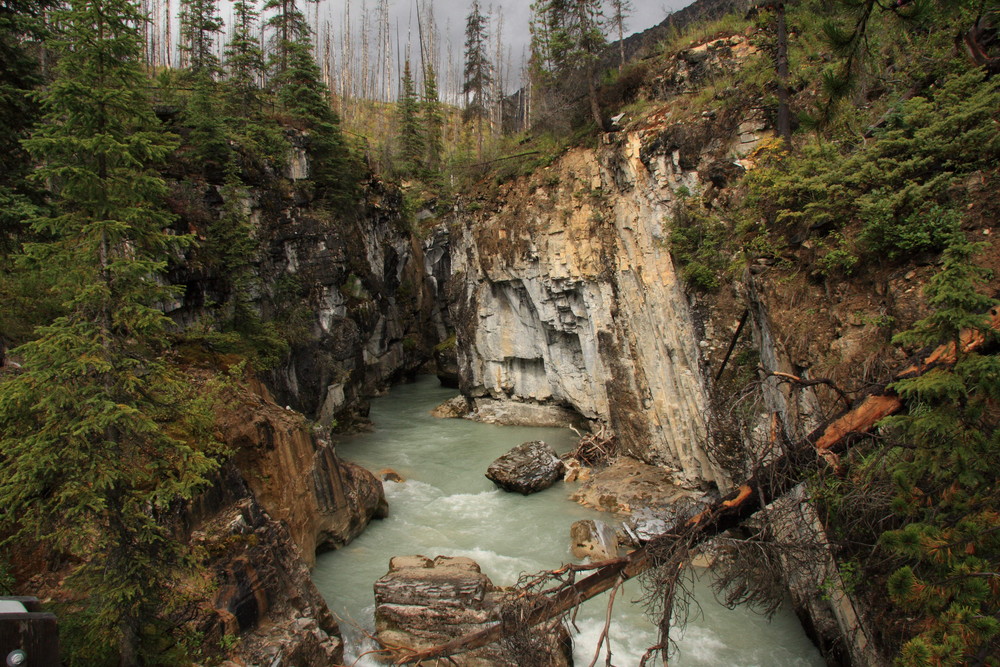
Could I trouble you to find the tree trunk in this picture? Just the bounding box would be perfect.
[587,65,603,131]
[391,308,1000,665]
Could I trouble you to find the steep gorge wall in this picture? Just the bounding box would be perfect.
[450,37,768,489]
[169,169,438,431]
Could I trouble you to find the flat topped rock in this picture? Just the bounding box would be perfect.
[373,555,572,666]
[485,440,564,494]
[570,456,689,513]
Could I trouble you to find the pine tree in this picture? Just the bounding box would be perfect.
[0,0,51,253]
[224,0,266,118]
[880,236,1000,664]
[179,0,222,77]
[265,0,356,201]
[545,0,606,129]
[422,62,444,173]
[0,0,218,662]
[462,0,492,157]
[609,0,632,72]
[396,58,424,178]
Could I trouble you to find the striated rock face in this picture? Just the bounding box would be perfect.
[218,379,387,566]
[374,555,572,666]
[448,40,768,488]
[485,441,564,494]
[186,466,344,666]
[168,175,439,432]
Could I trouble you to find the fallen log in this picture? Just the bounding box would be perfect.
[391,308,1000,665]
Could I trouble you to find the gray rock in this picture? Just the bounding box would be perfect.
[485,441,564,494]
[621,494,718,546]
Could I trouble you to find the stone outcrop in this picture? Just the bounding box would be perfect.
[186,467,344,666]
[485,441,564,494]
[570,456,694,514]
[373,555,572,666]
[167,173,439,432]
[430,395,472,419]
[177,375,390,665]
[218,379,387,565]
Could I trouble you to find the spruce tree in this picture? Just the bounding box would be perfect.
[225,0,266,119]
[545,0,606,129]
[265,0,355,201]
[0,0,218,662]
[880,236,1000,664]
[462,0,492,157]
[609,0,632,72]
[422,62,444,173]
[179,0,229,173]
[397,58,424,178]
[0,0,51,252]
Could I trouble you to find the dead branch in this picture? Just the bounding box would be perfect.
[390,308,1000,665]
[586,577,622,667]
[765,371,853,409]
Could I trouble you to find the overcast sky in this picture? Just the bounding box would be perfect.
[316,0,696,96]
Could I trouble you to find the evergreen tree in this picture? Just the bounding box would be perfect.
[609,0,632,72]
[0,0,51,253]
[179,0,229,173]
[422,62,444,172]
[0,0,218,662]
[179,0,223,77]
[544,0,606,129]
[397,58,424,178]
[462,0,492,157]
[265,0,356,201]
[880,236,1000,664]
[224,0,266,119]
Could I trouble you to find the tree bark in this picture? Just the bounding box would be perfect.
[391,307,1000,665]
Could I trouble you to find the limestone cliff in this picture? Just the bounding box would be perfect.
[448,36,766,489]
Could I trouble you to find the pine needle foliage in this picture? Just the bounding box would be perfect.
[396,59,424,179]
[747,67,1000,262]
[265,0,358,203]
[0,0,219,663]
[878,237,1000,664]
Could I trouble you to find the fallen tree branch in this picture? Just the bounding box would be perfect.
[391,308,1000,665]
[765,371,853,409]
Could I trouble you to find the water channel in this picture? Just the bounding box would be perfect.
[313,376,824,666]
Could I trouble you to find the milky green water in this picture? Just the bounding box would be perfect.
[313,376,824,666]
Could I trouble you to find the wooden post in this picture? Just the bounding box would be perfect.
[0,597,59,666]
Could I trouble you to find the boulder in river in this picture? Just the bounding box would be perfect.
[374,555,572,666]
[430,395,471,419]
[570,519,620,561]
[485,440,564,494]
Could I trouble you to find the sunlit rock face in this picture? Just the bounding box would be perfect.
[447,37,772,490]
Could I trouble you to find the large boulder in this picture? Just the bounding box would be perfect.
[373,555,571,666]
[485,441,564,494]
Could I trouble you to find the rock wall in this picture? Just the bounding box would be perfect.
[219,379,387,565]
[186,466,345,665]
[449,37,767,488]
[182,375,388,665]
[168,171,438,431]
